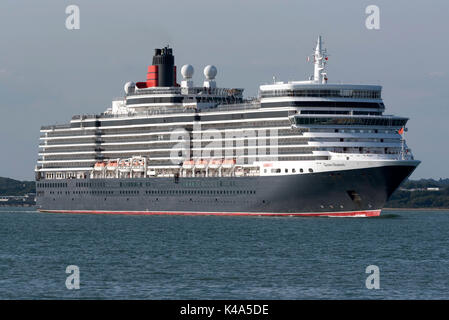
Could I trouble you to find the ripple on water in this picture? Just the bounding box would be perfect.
[0,208,448,299]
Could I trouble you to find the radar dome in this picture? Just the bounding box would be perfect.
[124,81,135,94]
[181,64,194,79]
[203,65,217,80]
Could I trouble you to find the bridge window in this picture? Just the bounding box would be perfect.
[294,116,407,127]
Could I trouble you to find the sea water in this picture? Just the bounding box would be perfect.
[0,207,448,299]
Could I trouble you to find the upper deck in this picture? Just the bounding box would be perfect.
[260,83,381,99]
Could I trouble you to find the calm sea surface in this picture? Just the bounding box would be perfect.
[0,207,448,299]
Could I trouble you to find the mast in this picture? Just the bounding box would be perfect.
[312,36,329,84]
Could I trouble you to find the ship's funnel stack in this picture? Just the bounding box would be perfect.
[146,46,178,87]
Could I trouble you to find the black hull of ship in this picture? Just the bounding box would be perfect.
[36,164,417,217]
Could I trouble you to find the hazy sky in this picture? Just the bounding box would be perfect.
[0,0,448,180]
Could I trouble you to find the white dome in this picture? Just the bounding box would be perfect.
[203,65,217,80]
[124,81,135,94]
[181,64,194,79]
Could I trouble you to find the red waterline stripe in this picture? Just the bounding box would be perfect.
[38,209,381,217]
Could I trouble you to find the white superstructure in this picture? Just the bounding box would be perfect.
[36,37,416,181]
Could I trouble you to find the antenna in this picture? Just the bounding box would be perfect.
[311,35,329,84]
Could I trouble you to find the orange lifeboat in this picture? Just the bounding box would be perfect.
[208,159,222,168]
[222,159,236,168]
[118,159,131,171]
[94,161,106,170]
[106,161,118,170]
[132,158,145,171]
[195,159,208,169]
[182,160,195,169]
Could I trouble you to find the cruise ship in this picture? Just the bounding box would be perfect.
[35,37,420,217]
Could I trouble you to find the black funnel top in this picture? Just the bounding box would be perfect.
[152,46,174,87]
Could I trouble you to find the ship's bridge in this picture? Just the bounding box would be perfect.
[259,36,385,115]
[259,36,384,113]
[259,83,384,111]
[260,83,381,99]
